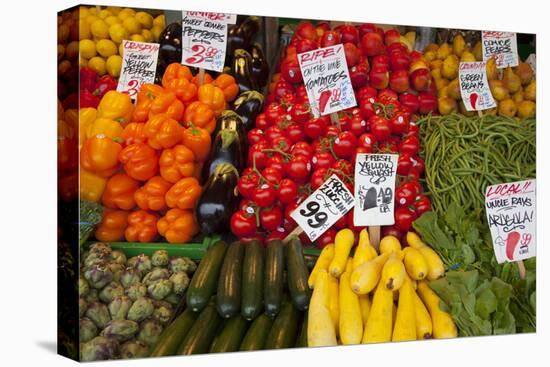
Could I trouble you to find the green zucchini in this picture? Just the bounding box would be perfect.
[187,241,228,312]
[264,302,300,349]
[178,303,222,355]
[217,241,244,318]
[286,237,311,311]
[264,240,284,317]
[296,312,308,348]
[239,314,273,351]
[149,307,198,357]
[209,315,249,353]
[241,240,264,320]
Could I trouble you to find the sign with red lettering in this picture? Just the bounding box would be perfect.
[184,11,236,24]
[459,61,496,111]
[181,12,228,72]
[485,179,536,264]
[298,44,357,117]
[116,40,160,99]
[291,174,354,242]
[482,31,519,68]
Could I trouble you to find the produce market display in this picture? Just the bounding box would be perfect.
[57,4,536,362]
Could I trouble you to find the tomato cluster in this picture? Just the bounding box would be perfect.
[231,21,437,247]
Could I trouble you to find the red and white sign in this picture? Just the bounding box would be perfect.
[298,45,357,117]
[485,179,536,264]
[116,40,160,99]
[184,11,237,24]
[459,62,496,111]
[482,31,519,68]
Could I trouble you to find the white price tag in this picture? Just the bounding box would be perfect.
[459,62,497,111]
[485,179,536,264]
[526,53,536,78]
[116,41,160,100]
[291,174,354,242]
[482,31,519,68]
[181,12,228,72]
[354,154,398,226]
[298,44,357,117]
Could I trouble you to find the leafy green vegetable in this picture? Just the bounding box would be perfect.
[80,199,104,246]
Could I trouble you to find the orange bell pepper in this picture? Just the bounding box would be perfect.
[125,210,158,242]
[198,84,226,114]
[134,176,172,211]
[165,177,202,209]
[163,77,198,104]
[144,114,183,149]
[118,143,158,181]
[95,209,129,242]
[102,173,139,210]
[182,125,211,162]
[79,167,108,202]
[149,91,184,121]
[191,72,214,86]
[86,118,124,140]
[97,91,134,124]
[162,63,193,86]
[132,84,164,123]
[121,122,147,146]
[183,101,215,133]
[159,145,196,183]
[157,208,199,244]
[213,74,239,102]
[80,135,122,177]
[79,107,97,147]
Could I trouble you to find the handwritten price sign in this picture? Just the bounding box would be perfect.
[482,31,519,68]
[184,11,237,24]
[458,62,496,111]
[116,41,160,99]
[181,12,228,72]
[354,154,398,226]
[485,179,536,264]
[298,45,357,117]
[291,174,354,242]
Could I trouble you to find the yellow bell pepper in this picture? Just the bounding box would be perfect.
[86,118,124,141]
[79,167,108,202]
[97,91,134,124]
[79,108,97,148]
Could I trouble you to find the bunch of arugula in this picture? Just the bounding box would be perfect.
[412,202,536,335]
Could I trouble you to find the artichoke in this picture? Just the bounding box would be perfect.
[128,254,152,274]
[89,242,112,254]
[80,336,119,362]
[101,320,139,342]
[85,302,111,329]
[110,250,127,265]
[79,298,88,318]
[99,281,125,303]
[147,279,173,300]
[142,267,170,286]
[108,263,125,282]
[80,318,98,343]
[127,297,154,322]
[169,257,197,274]
[83,244,112,268]
[126,283,147,301]
[151,250,170,267]
[83,264,113,289]
[137,319,163,347]
[170,272,190,295]
[163,293,182,306]
[85,288,99,303]
[120,340,149,359]
[120,267,142,289]
[152,304,173,325]
[108,296,133,320]
[79,278,90,297]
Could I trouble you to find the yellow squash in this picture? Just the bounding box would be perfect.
[352,229,378,270]
[380,253,406,290]
[329,229,355,278]
[362,281,394,343]
[307,269,338,347]
[406,232,445,280]
[350,252,390,294]
[403,247,428,280]
[308,244,335,288]
[359,294,372,326]
[392,276,416,342]
[412,289,433,339]
[417,281,457,339]
[328,273,340,336]
[339,270,363,345]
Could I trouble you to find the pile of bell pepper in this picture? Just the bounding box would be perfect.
[78,63,240,244]
[79,67,118,109]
